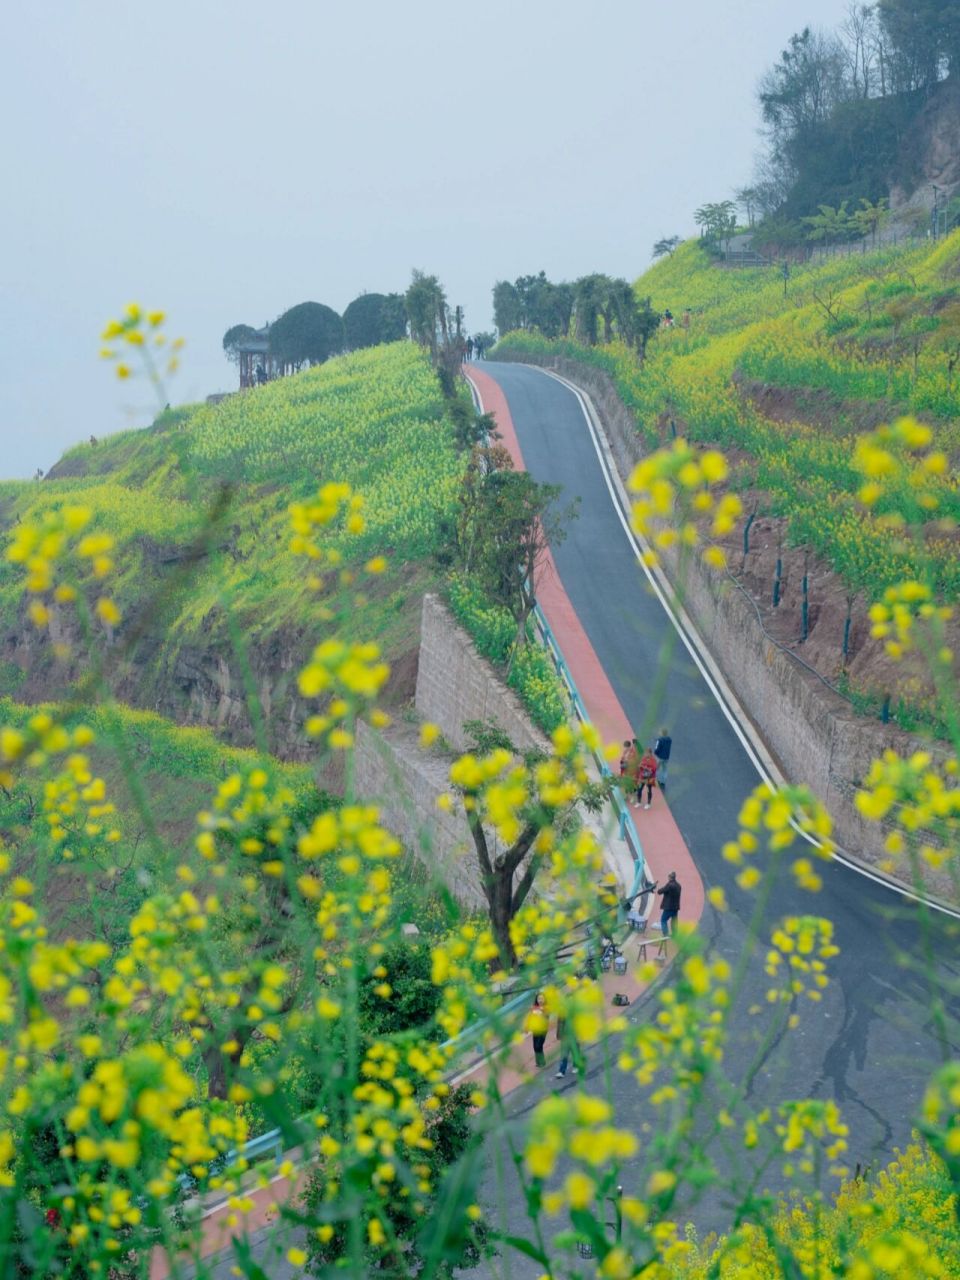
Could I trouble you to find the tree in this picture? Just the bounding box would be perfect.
[573,274,612,346]
[268,302,344,373]
[735,186,763,228]
[853,195,890,245]
[840,2,881,98]
[492,280,522,336]
[634,295,663,359]
[802,201,855,245]
[878,0,960,91]
[469,469,578,659]
[453,727,613,970]
[759,28,848,151]
[694,201,738,249]
[406,270,448,353]
[342,292,407,349]
[455,441,516,575]
[222,323,258,365]
[601,278,660,354]
[652,236,682,259]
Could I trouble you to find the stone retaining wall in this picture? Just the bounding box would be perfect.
[354,720,488,909]
[499,350,954,903]
[355,594,549,906]
[415,593,550,754]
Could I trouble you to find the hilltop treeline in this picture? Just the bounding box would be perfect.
[492,271,660,355]
[746,1,960,233]
[221,270,490,379]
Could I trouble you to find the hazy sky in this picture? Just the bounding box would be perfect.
[2,0,851,480]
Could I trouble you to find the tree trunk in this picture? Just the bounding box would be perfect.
[203,1030,248,1100]
[488,872,517,970]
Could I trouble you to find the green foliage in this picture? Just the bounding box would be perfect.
[693,201,738,247]
[493,231,960,610]
[506,643,566,733]
[492,280,523,337]
[268,301,344,371]
[673,1143,960,1277]
[446,575,514,663]
[802,200,855,244]
[445,576,566,733]
[0,344,463,742]
[357,943,441,1041]
[652,235,682,259]
[751,5,953,224]
[221,323,258,364]
[405,270,448,351]
[343,292,408,350]
[301,1082,483,1276]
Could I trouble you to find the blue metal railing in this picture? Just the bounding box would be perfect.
[530,602,652,892]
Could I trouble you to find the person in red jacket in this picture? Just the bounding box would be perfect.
[636,746,658,809]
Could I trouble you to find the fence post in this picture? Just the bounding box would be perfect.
[773,558,782,607]
[801,573,809,641]
[743,511,756,557]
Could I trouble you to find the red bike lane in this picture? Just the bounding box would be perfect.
[466,365,704,926]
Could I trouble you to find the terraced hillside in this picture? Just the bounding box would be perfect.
[0,343,462,758]
[495,233,960,736]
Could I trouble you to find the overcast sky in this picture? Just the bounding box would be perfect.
[2,0,851,479]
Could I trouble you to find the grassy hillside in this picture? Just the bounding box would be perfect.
[494,234,960,733]
[0,697,321,944]
[0,343,462,754]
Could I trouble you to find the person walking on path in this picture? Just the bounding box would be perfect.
[636,746,658,809]
[653,729,672,791]
[657,872,681,937]
[525,992,549,1068]
[554,1016,583,1079]
[620,738,638,777]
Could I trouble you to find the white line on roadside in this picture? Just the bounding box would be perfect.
[468,364,960,920]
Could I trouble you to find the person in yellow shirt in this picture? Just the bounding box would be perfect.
[525,992,549,1067]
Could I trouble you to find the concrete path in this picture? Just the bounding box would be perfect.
[467,360,960,1257]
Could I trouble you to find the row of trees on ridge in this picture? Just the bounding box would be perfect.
[223,290,411,377]
[492,271,661,357]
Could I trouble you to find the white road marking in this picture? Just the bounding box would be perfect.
[467,364,960,921]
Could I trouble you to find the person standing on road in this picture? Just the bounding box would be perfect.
[653,729,672,791]
[525,992,548,1068]
[620,738,637,777]
[554,1015,583,1079]
[637,746,658,809]
[657,872,681,937]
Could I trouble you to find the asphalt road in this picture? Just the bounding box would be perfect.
[473,360,960,1259]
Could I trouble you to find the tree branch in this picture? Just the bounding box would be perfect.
[511,846,546,915]
[501,822,540,878]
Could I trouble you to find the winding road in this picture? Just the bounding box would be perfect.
[469,360,960,1251]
